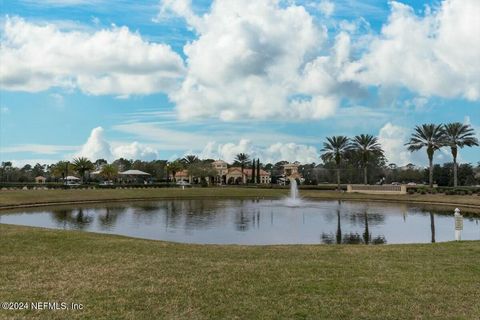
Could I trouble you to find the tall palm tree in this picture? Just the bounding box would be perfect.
[182,154,199,165]
[321,136,350,190]
[405,124,446,187]
[235,153,250,184]
[72,157,94,183]
[182,155,199,183]
[444,122,479,187]
[350,134,385,185]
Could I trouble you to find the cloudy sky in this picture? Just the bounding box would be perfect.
[0,0,479,166]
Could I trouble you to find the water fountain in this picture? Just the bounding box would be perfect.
[284,179,303,207]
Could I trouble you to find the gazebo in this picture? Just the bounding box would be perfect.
[64,176,80,185]
[35,176,46,184]
[119,170,151,184]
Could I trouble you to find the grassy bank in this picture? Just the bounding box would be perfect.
[1,187,479,212]
[0,224,479,319]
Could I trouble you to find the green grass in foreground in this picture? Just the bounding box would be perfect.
[0,224,479,319]
[1,187,480,212]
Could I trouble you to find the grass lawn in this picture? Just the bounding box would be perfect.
[1,187,480,212]
[0,224,479,319]
[0,188,479,318]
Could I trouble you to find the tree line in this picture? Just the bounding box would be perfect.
[1,122,478,187]
[320,122,478,189]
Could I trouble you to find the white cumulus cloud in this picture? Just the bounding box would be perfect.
[112,142,158,161]
[76,127,114,160]
[343,0,480,100]
[163,0,347,121]
[0,17,185,96]
[378,122,412,166]
[76,127,159,161]
[378,122,455,167]
[199,139,319,164]
[313,0,335,17]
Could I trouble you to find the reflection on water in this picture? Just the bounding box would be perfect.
[51,208,94,229]
[0,199,479,245]
[321,202,387,245]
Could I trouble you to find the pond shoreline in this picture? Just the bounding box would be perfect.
[1,188,479,213]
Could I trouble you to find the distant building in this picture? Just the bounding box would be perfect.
[169,160,271,185]
[225,167,270,184]
[35,176,46,184]
[170,169,190,183]
[283,163,302,180]
[212,160,228,184]
[118,170,151,184]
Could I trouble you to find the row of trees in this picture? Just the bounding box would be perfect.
[321,134,384,189]
[321,122,478,189]
[1,123,477,186]
[2,157,479,187]
[406,123,478,187]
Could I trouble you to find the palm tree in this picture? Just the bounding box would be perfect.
[235,153,250,184]
[167,160,183,182]
[444,122,479,187]
[182,154,199,165]
[321,136,350,190]
[181,155,199,183]
[100,164,118,182]
[350,134,385,185]
[71,157,94,183]
[405,124,446,187]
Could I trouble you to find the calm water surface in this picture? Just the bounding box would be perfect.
[1,199,479,244]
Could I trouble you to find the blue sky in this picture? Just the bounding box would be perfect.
[0,0,479,166]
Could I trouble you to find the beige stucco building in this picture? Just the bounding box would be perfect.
[225,167,271,184]
[283,163,301,180]
[169,160,271,185]
[35,176,46,184]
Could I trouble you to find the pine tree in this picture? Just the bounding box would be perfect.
[251,159,256,183]
[256,159,260,184]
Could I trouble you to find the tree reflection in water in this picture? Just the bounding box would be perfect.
[363,211,370,244]
[97,206,125,230]
[322,205,386,245]
[336,204,342,245]
[50,208,93,229]
[27,199,463,244]
[236,208,249,231]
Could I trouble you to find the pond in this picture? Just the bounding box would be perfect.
[0,199,478,245]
